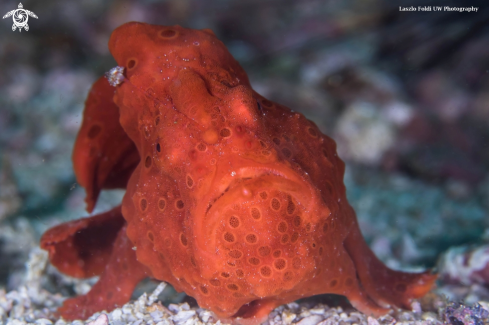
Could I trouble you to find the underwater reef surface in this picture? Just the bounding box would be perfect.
[1,0,489,324]
[0,247,489,325]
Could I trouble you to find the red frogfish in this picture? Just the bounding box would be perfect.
[40,22,436,324]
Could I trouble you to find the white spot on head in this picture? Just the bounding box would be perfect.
[242,187,251,197]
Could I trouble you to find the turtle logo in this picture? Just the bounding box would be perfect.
[3,3,38,32]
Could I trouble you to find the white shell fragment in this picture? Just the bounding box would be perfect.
[105,66,125,87]
[85,314,108,325]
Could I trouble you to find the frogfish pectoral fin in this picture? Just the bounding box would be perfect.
[343,207,437,314]
[56,223,148,320]
[40,206,125,278]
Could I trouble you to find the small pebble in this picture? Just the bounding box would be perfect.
[296,314,323,325]
[112,321,125,325]
[282,310,297,324]
[310,308,325,315]
[111,309,122,320]
[168,304,180,313]
[150,311,165,322]
[123,305,134,314]
[156,320,172,325]
[135,311,145,319]
[367,316,379,325]
[127,314,137,322]
[172,310,196,323]
[198,309,213,323]
[86,314,108,325]
[421,312,438,321]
